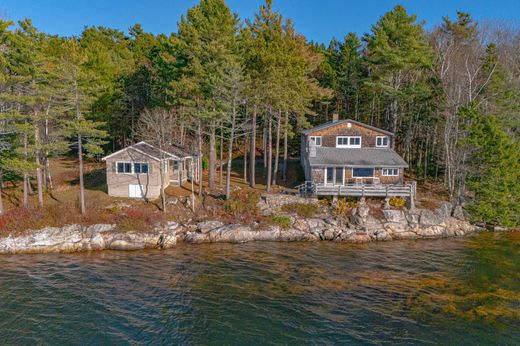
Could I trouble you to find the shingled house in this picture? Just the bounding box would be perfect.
[102,141,198,199]
[300,117,415,199]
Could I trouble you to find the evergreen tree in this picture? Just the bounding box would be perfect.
[173,0,240,192]
[51,38,108,214]
[364,5,434,133]
[461,104,519,227]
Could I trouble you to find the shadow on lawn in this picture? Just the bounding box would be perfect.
[69,168,108,193]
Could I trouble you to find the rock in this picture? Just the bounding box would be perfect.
[357,204,370,219]
[257,194,318,215]
[166,197,178,205]
[452,205,465,220]
[344,232,371,243]
[323,229,335,240]
[416,225,446,238]
[196,220,224,234]
[419,209,441,226]
[391,231,418,240]
[436,202,453,219]
[383,209,407,223]
[292,218,310,233]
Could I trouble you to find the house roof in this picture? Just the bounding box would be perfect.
[301,119,394,136]
[101,141,192,161]
[309,147,408,168]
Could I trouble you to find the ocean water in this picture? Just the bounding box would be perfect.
[0,232,518,345]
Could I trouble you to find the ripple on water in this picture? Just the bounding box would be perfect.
[0,232,519,345]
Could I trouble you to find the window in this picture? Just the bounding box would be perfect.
[309,136,322,146]
[382,168,399,176]
[352,168,374,177]
[376,136,389,147]
[117,162,132,174]
[336,136,361,148]
[134,163,149,174]
[117,162,149,174]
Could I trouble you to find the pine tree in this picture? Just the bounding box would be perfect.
[461,104,519,227]
[364,5,434,133]
[174,0,240,192]
[51,38,108,214]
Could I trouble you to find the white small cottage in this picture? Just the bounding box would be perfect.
[101,141,198,199]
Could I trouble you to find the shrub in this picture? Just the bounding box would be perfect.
[268,214,292,228]
[224,190,260,215]
[389,197,406,208]
[332,198,358,217]
[281,202,319,218]
[114,207,163,231]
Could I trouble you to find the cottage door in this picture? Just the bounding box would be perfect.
[129,184,144,198]
[325,167,334,185]
[335,167,344,185]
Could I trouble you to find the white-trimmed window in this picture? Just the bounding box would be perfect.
[382,168,399,176]
[376,136,390,147]
[309,136,322,146]
[117,162,132,174]
[134,162,149,174]
[336,136,361,148]
[116,162,149,174]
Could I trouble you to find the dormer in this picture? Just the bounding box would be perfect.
[302,119,394,149]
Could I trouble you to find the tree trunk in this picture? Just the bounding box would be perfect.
[35,125,44,208]
[266,110,272,192]
[225,100,237,200]
[197,120,203,196]
[272,110,281,186]
[262,119,267,177]
[23,132,29,208]
[159,161,166,212]
[249,105,257,188]
[78,133,86,214]
[388,98,398,134]
[243,137,247,184]
[209,124,216,191]
[282,111,289,181]
[0,170,4,215]
[219,125,224,188]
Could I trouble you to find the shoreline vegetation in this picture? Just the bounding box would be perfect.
[1,193,484,255]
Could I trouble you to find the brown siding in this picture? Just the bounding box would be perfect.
[376,167,403,184]
[105,148,164,199]
[306,121,392,148]
[311,168,324,184]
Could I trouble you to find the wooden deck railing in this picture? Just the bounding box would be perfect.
[298,181,416,198]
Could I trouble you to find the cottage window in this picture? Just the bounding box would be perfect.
[336,136,361,148]
[352,168,374,177]
[376,136,389,147]
[382,168,398,176]
[134,163,149,174]
[309,136,322,146]
[117,162,132,174]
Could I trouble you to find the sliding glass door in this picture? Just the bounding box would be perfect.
[324,167,344,185]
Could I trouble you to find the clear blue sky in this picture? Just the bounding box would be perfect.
[0,0,518,43]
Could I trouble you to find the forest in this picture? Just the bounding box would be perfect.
[0,0,518,227]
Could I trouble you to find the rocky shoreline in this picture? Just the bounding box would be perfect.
[0,195,482,255]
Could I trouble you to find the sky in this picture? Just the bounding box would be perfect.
[0,0,518,43]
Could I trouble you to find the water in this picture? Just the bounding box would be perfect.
[0,232,518,345]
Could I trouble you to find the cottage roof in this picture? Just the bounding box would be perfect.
[301,119,394,136]
[309,147,408,168]
[102,141,192,161]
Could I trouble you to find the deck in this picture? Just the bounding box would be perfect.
[298,181,416,198]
